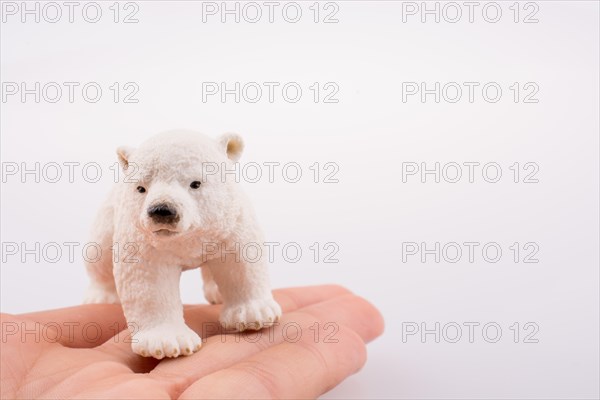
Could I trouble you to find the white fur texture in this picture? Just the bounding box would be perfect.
[84,130,281,359]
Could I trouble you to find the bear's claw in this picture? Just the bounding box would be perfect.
[131,324,201,359]
[220,298,282,331]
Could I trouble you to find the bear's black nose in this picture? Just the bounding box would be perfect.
[148,203,180,224]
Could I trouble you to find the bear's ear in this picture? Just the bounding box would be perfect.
[218,132,244,162]
[116,146,134,170]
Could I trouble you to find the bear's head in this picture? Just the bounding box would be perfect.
[116,130,245,241]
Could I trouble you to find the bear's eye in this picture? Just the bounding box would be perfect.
[190,181,202,189]
[137,186,146,193]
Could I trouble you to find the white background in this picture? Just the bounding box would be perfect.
[1,1,599,398]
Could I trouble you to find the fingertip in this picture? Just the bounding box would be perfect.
[315,284,354,296]
[354,296,385,343]
[340,326,369,374]
[315,293,385,344]
[273,284,353,313]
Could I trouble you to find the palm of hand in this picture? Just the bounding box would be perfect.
[1,285,383,399]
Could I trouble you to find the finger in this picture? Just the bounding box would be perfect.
[15,305,158,373]
[150,294,384,397]
[15,284,350,350]
[179,321,368,399]
[17,304,126,348]
[98,285,354,369]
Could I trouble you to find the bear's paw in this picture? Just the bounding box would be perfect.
[131,324,201,359]
[220,298,282,331]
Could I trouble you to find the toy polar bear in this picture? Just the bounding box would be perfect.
[83,130,281,359]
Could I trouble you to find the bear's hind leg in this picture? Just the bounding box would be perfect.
[83,199,120,304]
[84,278,119,304]
[201,266,223,304]
[84,248,119,304]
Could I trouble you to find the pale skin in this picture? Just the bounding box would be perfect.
[0,285,384,399]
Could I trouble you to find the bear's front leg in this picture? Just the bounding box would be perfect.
[206,256,281,331]
[114,259,201,359]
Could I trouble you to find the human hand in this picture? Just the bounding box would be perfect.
[1,285,384,399]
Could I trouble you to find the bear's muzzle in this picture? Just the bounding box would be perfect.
[147,203,180,225]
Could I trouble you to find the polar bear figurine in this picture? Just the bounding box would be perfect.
[83,130,281,359]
